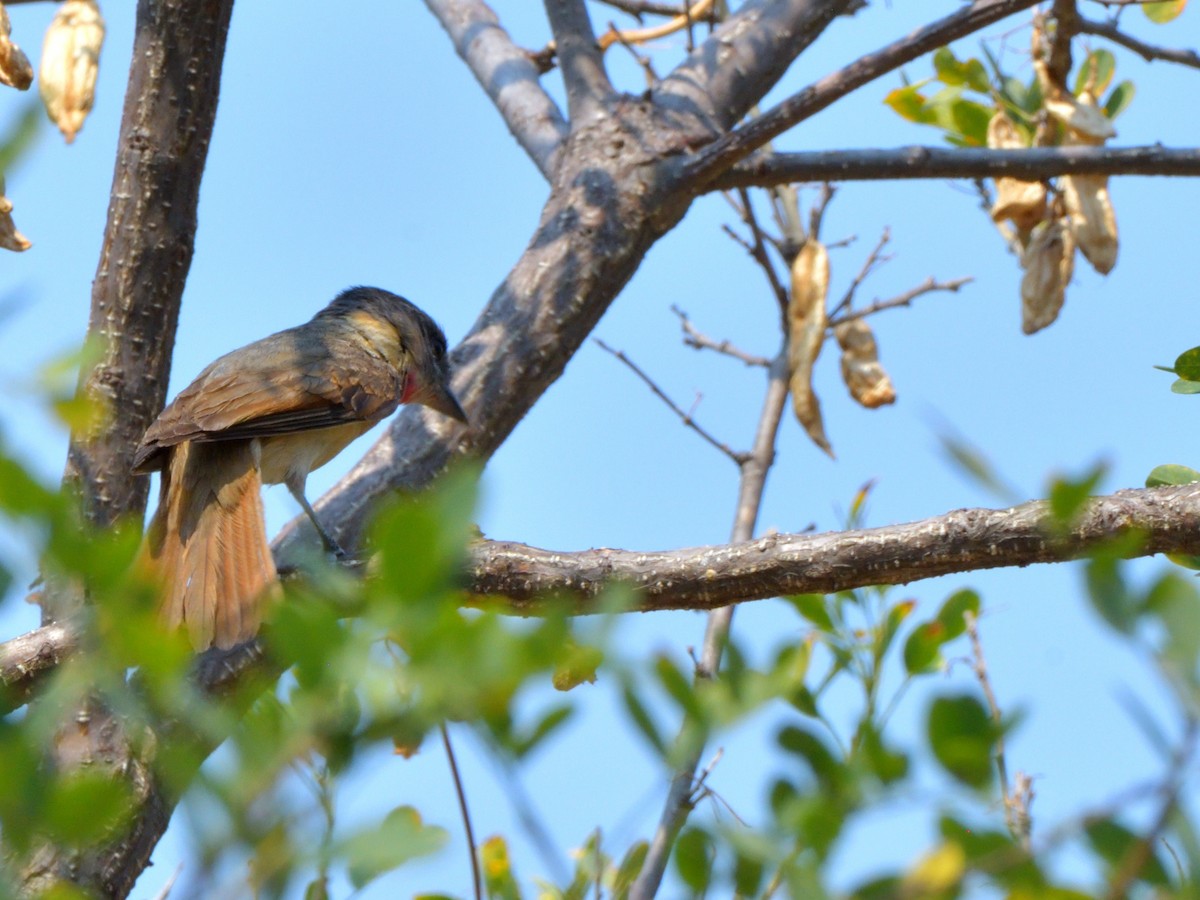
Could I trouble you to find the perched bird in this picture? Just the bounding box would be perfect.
[133,286,468,650]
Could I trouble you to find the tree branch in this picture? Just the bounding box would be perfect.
[654,0,854,132]
[683,0,1043,186]
[469,483,1200,612]
[425,0,569,178]
[9,484,1200,710]
[710,145,1200,189]
[23,1,237,896]
[544,0,614,121]
[1078,16,1200,70]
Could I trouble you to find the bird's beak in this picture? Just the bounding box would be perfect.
[422,381,469,425]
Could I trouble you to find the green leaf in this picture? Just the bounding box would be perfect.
[1173,346,1200,381]
[513,703,573,757]
[674,828,714,893]
[1086,553,1136,634]
[884,83,938,125]
[860,722,909,784]
[1047,463,1106,528]
[777,725,842,792]
[655,654,702,720]
[1074,49,1116,96]
[1104,80,1136,120]
[343,806,448,890]
[903,622,945,675]
[620,684,666,757]
[1085,819,1173,887]
[0,100,42,177]
[1143,572,1200,675]
[927,695,995,789]
[1169,378,1200,394]
[787,594,834,632]
[937,589,981,640]
[480,835,522,900]
[612,841,647,900]
[1143,0,1187,23]
[1146,464,1200,487]
[42,773,134,846]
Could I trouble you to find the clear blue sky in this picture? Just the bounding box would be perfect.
[0,2,1197,896]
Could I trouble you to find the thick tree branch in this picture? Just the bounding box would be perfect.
[23,1,236,896]
[14,484,1200,704]
[425,0,569,178]
[711,145,1200,189]
[544,0,614,120]
[1078,16,1200,69]
[683,0,1043,186]
[654,0,854,132]
[470,483,1200,612]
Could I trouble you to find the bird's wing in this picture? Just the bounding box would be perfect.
[134,332,403,472]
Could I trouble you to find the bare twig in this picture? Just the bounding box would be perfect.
[828,276,973,327]
[672,306,771,367]
[609,22,661,87]
[426,0,569,177]
[596,0,716,51]
[593,338,748,464]
[440,724,482,900]
[595,0,696,17]
[711,145,1200,191]
[629,346,791,899]
[966,611,1032,850]
[684,0,1045,185]
[1078,16,1200,69]
[828,228,892,319]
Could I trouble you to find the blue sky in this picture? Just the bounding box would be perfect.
[0,2,1198,896]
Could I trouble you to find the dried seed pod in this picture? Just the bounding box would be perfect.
[1044,88,1115,144]
[835,317,895,409]
[1062,172,1117,274]
[0,5,33,90]
[39,0,104,143]
[788,240,833,456]
[1020,218,1074,335]
[0,178,30,251]
[987,112,1046,232]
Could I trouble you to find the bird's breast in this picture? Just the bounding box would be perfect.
[255,421,375,486]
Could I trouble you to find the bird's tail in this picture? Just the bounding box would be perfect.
[143,441,277,650]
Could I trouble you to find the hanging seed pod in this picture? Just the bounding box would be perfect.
[0,178,30,251]
[788,240,833,456]
[1045,88,1115,144]
[987,111,1046,232]
[835,317,895,409]
[39,0,104,144]
[1062,171,1117,274]
[1020,218,1074,335]
[0,5,33,90]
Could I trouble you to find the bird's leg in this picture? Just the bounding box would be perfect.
[286,479,351,562]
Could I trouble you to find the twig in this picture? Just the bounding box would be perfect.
[595,0,696,17]
[672,305,771,367]
[609,22,661,87]
[441,723,482,900]
[711,145,1200,191]
[596,0,716,50]
[1078,17,1200,69]
[736,188,791,316]
[827,276,973,327]
[593,338,749,465]
[828,228,892,319]
[684,0,1045,185]
[629,346,792,899]
[808,183,836,241]
[966,611,1032,850]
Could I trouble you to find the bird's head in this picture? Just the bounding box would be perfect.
[325,286,468,425]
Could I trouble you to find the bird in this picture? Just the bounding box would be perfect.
[133,286,468,651]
